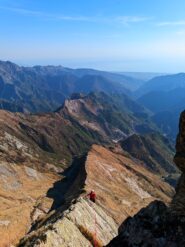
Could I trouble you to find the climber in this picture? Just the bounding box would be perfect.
[87,190,96,203]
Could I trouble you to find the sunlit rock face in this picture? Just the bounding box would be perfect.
[0,111,61,247]
[0,162,58,247]
[19,198,118,247]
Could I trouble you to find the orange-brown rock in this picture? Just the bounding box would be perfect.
[0,162,59,247]
[18,145,174,246]
[85,145,174,224]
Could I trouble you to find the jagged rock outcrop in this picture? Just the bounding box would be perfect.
[107,200,185,247]
[18,145,174,247]
[107,110,185,247]
[19,198,118,247]
[171,110,185,215]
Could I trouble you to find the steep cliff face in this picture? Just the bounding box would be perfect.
[108,111,185,247]
[18,145,174,247]
[107,200,185,247]
[171,110,185,215]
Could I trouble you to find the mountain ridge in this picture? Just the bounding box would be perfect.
[0,60,146,113]
[18,144,174,247]
[0,92,177,246]
[136,72,185,97]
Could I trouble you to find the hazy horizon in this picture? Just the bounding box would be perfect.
[1,0,185,72]
[0,59,173,75]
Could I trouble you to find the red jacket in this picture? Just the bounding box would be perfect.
[88,191,96,200]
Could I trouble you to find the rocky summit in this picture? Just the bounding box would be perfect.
[18,145,173,247]
[108,111,185,247]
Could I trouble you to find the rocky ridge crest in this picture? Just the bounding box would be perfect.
[18,145,174,247]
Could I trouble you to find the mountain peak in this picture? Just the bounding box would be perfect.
[70,92,86,100]
[0,60,20,72]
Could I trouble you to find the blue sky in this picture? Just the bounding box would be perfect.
[1,0,185,72]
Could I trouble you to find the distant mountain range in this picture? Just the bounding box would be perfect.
[136,73,185,96]
[0,60,146,113]
[0,60,184,141]
[138,88,185,113]
[135,73,185,140]
[118,72,167,81]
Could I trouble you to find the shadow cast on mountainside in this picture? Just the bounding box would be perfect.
[47,154,88,211]
[28,154,87,233]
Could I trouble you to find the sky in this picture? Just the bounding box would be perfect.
[1,0,185,72]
